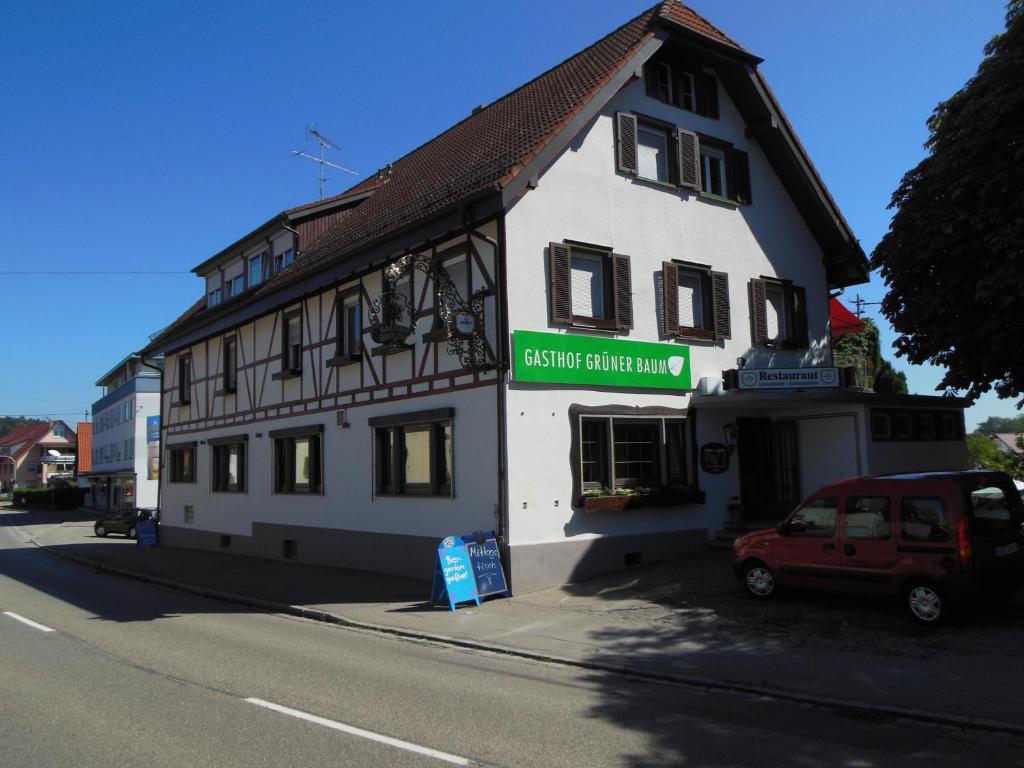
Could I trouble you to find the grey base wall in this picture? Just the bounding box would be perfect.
[508,528,708,594]
[158,523,438,580]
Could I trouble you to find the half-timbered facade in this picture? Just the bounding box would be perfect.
[146,1,966,593]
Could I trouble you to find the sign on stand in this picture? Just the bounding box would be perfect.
[136,520,158,550]
[431,531,510,610]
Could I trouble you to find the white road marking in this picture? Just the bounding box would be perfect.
[3,611,56,633]
[244,697,471,765]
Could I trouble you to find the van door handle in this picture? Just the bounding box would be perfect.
[844,544,856,556]
[823,543,835,554]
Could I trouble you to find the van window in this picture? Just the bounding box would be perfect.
[845,497,891,539]
[789,498,837,537]
[900,498,951,542]
[970,486,1013,536]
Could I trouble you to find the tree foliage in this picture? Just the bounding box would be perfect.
[975,414,1024,434]
[0,416,45,443]
[871,1,1024,404]
[832,318,908,394]
[966,434,1022,477]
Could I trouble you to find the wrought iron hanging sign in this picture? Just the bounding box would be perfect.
[368,252,492,370]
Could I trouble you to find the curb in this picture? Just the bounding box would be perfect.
[22,533,1024,739]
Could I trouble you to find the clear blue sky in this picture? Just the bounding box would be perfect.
[0,0,1013,430]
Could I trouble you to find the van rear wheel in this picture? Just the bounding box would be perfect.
[906,582,946,624]
[742,561,776,599]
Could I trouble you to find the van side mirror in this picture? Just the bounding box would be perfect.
[776,522,791,536]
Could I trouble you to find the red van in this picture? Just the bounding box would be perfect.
[732,471,1024,623]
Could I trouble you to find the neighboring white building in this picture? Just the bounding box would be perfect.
[84,354,163,511]
[145,1,967,593]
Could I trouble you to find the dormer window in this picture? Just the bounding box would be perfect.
[226,274,244,298]
[249,251,268,287]
[208,288,222,307]
[274,249,295,274]
[652,62,672,102]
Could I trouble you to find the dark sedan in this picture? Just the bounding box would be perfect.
[94,508,159,539]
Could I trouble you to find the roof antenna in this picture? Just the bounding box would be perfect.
[291,123,359,199]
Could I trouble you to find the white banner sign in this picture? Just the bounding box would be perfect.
[738,367,840,390]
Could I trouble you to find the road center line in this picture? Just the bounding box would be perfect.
[3,611,56,633]
[244,697,471,766]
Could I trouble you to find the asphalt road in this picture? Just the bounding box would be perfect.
[1,513,1022,768]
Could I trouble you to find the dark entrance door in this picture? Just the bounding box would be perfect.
[737,417,800,522]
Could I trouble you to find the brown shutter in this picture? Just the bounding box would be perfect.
[792,285,809,348]
[697,72,719,118]
[711,271,731,340]
[549,242,573,325]
[731,149,751,204]
[750,279,768,345]
[677,129,699,190]
[612,253,633,330]
[616,112,638,175]
[662,261,679,336]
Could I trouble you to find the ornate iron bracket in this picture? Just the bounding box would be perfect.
[367,252,493,370]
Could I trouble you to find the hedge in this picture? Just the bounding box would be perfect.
[12,487,87,510]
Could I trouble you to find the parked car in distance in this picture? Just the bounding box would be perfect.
[733,471,1024,623]
[94,507,159,540]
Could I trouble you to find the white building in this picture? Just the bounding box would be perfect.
[85,354,163,511]
[145,1,967,593]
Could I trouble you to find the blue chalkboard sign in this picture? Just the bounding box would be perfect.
[466,536,508,598]
[136,520,158,550]
[431,531,509,610]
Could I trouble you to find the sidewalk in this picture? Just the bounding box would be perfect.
[7,505,1024,733]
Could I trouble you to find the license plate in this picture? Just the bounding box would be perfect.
[995,541,1020,558]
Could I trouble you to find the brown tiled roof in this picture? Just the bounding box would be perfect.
[0,422,57,462]
[147,2,780,352]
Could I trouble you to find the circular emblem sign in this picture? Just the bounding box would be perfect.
[454,311,477,337]
[442,536,457,548]
[740,371,759,388]
[820,368,838,385]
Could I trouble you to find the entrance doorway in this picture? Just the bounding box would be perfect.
[737,417,800,522]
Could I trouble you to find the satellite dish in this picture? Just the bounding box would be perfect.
[48,449,61,457]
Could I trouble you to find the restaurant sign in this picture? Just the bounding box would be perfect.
[738,367,840,390]
[513,330,692,390]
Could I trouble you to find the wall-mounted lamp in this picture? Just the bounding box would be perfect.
[736,357,746,370]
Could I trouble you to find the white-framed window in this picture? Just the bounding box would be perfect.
[570,249,607,320]
[637,125,670,183]
[226,274,244,298]
[208,288,222,307]
[274,249,295,273]
[700,144,727,197]
[653,62,673,102]
[248,251,268,287]
[764,281,787,343]
[677,70,695,112]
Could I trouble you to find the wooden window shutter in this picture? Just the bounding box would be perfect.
[731,149,752,204]
[616,112,638,175]
[612,253,633,330]
[676,129,699,190]
[549,242,573,325]
[711,271,731,340]
[696,73,719,119]
[662,262,679,336]
[792,285,809,348]
[750,278,768,345]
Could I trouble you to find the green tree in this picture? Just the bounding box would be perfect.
[871,1,1024,405]
[966,434,1022,477]
[832,318,908,394]
[975,415,1024,434]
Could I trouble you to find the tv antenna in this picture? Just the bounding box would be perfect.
[291,123,359,199]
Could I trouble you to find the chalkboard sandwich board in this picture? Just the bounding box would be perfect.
[431,531,510,610]
[136,519,159,550]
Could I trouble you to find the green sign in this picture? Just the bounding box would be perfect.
[513,330,692,390]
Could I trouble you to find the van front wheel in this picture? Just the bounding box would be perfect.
[742,561,776,599]
[906,582,946,624]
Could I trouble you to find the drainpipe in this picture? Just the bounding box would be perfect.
[466,216,510,583]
